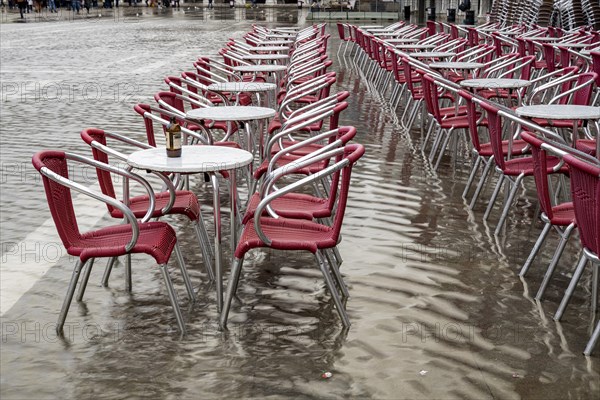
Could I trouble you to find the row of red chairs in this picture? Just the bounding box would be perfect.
[341,21,600,355]
[32,24,365,336]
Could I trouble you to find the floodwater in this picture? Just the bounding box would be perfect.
[1,10,599,400]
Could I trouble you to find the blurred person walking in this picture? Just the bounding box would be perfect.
[16,0,26,17]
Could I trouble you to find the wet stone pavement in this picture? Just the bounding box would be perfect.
[1,12,599,400]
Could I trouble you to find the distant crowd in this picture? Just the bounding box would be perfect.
[1,0,182,18]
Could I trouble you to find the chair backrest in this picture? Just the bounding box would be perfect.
[520,131,558,221]
[542,43,559,72]
[563,153,600,255]
[255,143,365,245]
[478,100,508,171]
[457,89,484,152]
[31,151,81,251]
[80,128,117,214]
[336,22,347,41]
[551,72,598,105]
[402,57,421,101]
[134,103,159,147]
[420,73,441,122]
[591,52,600,87]
[153,91,190,131]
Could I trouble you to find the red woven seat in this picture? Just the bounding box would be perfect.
[242,192,329,224]
[478,139,529,157]
[75,222,177,265]
[235,217,336,258]
[549,202,575,226]
[502,154,563,176]
[112,191,200,222]
[576,139,596,156]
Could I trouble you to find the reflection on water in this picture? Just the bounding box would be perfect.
[1,15,599,400]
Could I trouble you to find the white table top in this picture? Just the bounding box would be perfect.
[127,146,254,174]
[413,51,456,59]
[264,34,295,39]
[187,106,276,122]
[252,40,293,46]
[395,44,436,50]
[515,105,600,120]
[554,42,593,48]
[527,37,563,42]
[360,25,384,29]
[240,54,290,60]
[232,64,288,73]
[497,31,521,36]
[248,46,289,52]
[368,28,399,33]
[372,32,402,37]
[460,78,531,89]
[430,62,485,69]
[581,48,600,56]
[385,38,420,43]
[207,82,277,93]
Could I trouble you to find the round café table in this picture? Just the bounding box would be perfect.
[394,44,436,50]
[127,145,254,313]
[413,51,456,60]
[239,53,290,65]
[527,37,563,42]
[251,40,293,46]
[516,104,600,157]
[553,42,595,49]
[206,82,277,107]
[460,78,531,105]
[231,64,287,88]
[247,46,289,53]
[430,61,485,79]
[384,38,420,44]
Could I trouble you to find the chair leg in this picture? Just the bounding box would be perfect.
[519,222,552,277]
[421,119,436,152]
[174,242,195,301]
[76,258,95,302]
[101,257,117,287]
[56,259,84,334]
[159,263,186,335]
[125,254,132,292]
[495,174,523,236]
[462,155,481,198]
[434,128,455,170]
[219,257,244,330]
[429,127,445,162]
[484,173,504,221]
[317,252,351,327]
[584,319,600,356]
[470,157,494,209]
[554,253,588,321]
[592,262,599,317]
[331,246,343,268]
[535,223,576,300]
[319,249,349,298]
[193,219,215,281]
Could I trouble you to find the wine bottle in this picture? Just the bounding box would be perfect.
[165,116,182,158]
